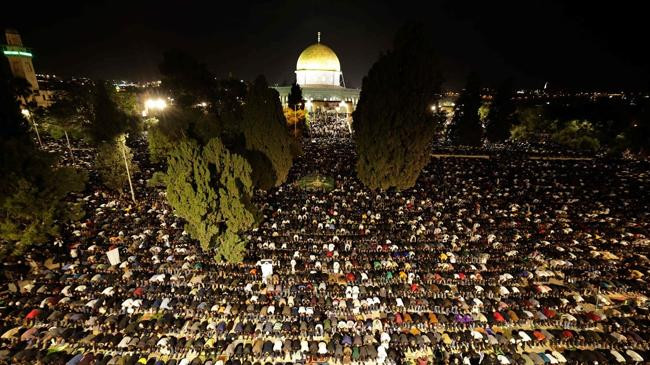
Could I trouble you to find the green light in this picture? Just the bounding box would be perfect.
[3,50,33,57]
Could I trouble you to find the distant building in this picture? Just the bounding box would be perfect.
[2,28,52,107]
[274,32,360,114]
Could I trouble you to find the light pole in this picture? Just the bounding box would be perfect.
[305,100,312,130]
[64,129,75,164]
[293,102,302,137]
[119,135,136,204]
[21,109,43,147]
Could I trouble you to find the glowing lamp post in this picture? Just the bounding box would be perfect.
[118,134,136,204]
[22,108,43,147]
[293,102,303,136]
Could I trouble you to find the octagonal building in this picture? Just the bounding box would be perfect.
[274,32,360,114]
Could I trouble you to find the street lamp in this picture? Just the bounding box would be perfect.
[118,134,136,204]
[22,109,43,147]
[293,102,303,136]
[143,98,168,117]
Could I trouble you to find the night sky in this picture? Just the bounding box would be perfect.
[2,0,648,91]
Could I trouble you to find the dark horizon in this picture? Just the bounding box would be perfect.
[2,0,649,91]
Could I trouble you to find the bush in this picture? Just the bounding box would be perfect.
[551,120,600,151]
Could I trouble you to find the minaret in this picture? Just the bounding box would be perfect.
[317,31,321,43]
[2,29,40,93]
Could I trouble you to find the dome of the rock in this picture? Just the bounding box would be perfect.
[296,43,341,72]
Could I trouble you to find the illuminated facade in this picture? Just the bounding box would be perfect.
[274,32,360,113]
[2,29,51,106]
[295,41,341,87]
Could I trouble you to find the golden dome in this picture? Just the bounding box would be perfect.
[296,43,341,72]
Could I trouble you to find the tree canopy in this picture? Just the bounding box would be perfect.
[158,137,256,262]
[39,85,93,139]
[287,82,304,110]
[284,107,308,138]
[146,108,221,163]
[353,24,442,191]
[157,52,252,152]
[448,72,483,146]
[511,106,602,151]
[215,77,248,135]
[159,50,218,110]
[0,149,87,256]
[241,75,295,189]
[485,78,516,143]
[0,65,87,257]
[510,106,554,141]
[551,120,600,151]
[87,81,137,144]
[620,100,650,155]
[9,77,36,108]
[95,138,138,195]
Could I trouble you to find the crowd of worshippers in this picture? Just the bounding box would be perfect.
[430,142,598,158]
[307,113,351,139]
[1,126,650,365]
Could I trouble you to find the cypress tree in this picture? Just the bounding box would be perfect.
[160,137,255,262]
[287,82,304,110]
[449,72,483,146]
[485,78,516,143]
[241,75,294,189]
[353,24,443,191]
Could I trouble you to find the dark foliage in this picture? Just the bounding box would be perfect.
[353,24,443,191]
[287,82,304,110]
[485,78,516,143]
[449,72,483,146]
